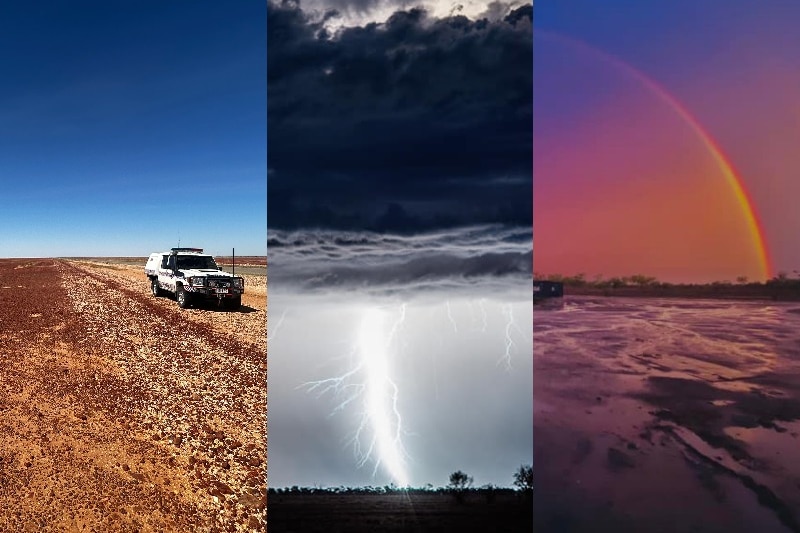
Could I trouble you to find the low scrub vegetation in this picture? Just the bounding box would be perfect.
[268,464,535,502]
[534,271,800,300]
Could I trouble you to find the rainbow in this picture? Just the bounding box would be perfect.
[537,31,773,280]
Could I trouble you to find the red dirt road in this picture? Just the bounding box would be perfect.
[0,259,266,532]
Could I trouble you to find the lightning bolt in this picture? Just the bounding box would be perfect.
[445,300,458,333]
[302,358,364,415]
[499,303,517,370]
[388,303,407,342]
[267,308,288,343]
[301,305,410,487]
[298,298,529,486]
[478,298,488,333]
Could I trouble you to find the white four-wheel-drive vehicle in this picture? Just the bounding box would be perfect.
[145,248,244,309]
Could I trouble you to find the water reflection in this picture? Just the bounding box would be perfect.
[534,296,800,532]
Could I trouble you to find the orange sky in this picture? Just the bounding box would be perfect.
[534,40,766,283]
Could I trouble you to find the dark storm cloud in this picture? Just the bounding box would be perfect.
[303,0,523,21]
[267,0,532,231]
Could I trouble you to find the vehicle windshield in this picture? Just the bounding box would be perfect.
[176,255,218,270]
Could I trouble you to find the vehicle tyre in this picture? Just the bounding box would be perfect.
[224,296,241,310]
[151,278,163,297]
[177,285,191,309]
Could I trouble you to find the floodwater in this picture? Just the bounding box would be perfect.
[534,296,800,532]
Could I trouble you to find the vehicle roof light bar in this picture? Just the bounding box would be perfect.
[170,247,204,253]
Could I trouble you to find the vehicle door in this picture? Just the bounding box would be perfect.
[159,255,177,292]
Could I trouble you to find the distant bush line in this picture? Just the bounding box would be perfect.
[270,465,533,500]
[535,272,800,301]
[267,485,520,496]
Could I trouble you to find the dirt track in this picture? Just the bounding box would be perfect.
[0,259,266,532]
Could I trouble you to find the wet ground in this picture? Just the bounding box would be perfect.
[534,297,800,532]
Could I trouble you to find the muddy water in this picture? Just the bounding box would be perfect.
[534,297,800,533]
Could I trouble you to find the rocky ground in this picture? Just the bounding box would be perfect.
[0,258,266,532]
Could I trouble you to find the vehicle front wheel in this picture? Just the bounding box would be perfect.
[177,285,191,309]
[151,278,163,297]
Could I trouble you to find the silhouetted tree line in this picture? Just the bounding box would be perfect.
[533,271,800,300]
[266,485,521,496]
[268,464,534,502]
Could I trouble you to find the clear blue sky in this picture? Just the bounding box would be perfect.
[0,2,266,258]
